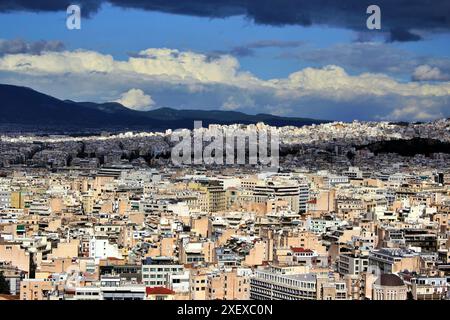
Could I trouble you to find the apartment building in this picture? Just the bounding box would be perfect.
[253,178,308,213]
[369,248,421,274]
[206,268,250,300]
[338,253,369,276]
[20,278,54,300]
[89,236,122,262]
[189,270,208,300]
[250,268,347,300]
[141,257,188,291]
[410,276,449,300]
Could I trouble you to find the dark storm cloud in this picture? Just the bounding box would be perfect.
[0,39,65,55]
[110,0,450,35]
[217,40,305,57]
[0,1,449,41]
[0,0,101,17]
[387,28,422,42]
[228,46,254,57]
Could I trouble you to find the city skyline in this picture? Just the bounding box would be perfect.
[0,1,450,306]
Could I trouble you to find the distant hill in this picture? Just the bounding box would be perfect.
[0,84,327,133]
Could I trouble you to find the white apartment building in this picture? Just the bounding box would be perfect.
[250,269,347,300]
[89,236,122,261]
[253,178,309,213]
[338,253,369,276]
[168,271,191,293]
[142,261,188,291]
[324,175,349,187]
[0,190,11,209]
[307,218,346,234]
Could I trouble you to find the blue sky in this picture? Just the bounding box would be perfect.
[0,4,359,79]
[0,1,449,121]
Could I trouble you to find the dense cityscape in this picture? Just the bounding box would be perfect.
[0,0,449,309]
[0,119,449,300]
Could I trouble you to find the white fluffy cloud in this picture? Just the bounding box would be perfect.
[0,48,257,85]
[221,95,255,110]
[1,48,450,97]
[115,88,155,111]
[383,99,443,121]
[412,65,450,82]
[0,48,450,121]
[270,65,450,99]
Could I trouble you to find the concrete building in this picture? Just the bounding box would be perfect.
[142,257,187,291]
[207,268,250,300]
[369,248,420,274]
[253,179,308,213]
[250,267,347,300]
[89,236,122,262]
[338,253,369,276]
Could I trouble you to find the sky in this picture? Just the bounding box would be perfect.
[0,0,449,121]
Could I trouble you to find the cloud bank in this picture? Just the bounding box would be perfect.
[1,1,450,41]
[0,39,65,56]
[280,42,450,82]
[0,47,449,121]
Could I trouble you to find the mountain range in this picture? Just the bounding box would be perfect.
[0,84,327,133]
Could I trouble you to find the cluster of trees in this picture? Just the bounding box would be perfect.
[359,138,450,157]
